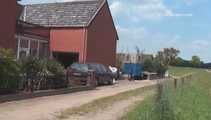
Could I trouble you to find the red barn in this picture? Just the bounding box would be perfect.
[24,0,118,67]
[0,0,50,59]
[0,0,18,49]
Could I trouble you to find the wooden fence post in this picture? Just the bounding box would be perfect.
[174,78,178,89]
[181,77,185,85]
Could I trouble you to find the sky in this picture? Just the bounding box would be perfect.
[20,0,211,62]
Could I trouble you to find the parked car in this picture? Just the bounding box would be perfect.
[87,63,115,85]
[68,63,114,86]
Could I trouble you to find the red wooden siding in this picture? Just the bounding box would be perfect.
[0,0,17,49]
[50,28,86,62]
[86,2,118,66]
[17,21,50,40]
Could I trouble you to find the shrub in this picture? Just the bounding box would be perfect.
[46,60,67,89]
[153,60,168,76]
[143,58,154,72]
[20,57,47,75]
[143,58,167,76]
[0,48,15,59]
[0,49,21,94]
[46,60,66,76]
[20,58,67,90]
[0,48,67,93]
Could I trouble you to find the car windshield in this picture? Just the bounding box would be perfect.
[99,64,107,73]
[71,63,88,72]
[88,63,107,73]
[87,64,98,71]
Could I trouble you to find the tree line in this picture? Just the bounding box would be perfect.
[134,47,211,77]
[143,47,209,70]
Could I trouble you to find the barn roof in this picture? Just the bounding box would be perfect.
[21,0,105,27]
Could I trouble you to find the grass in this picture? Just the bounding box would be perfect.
[121,67,211,120]
[56,86,155,119]
[168,66,199,76]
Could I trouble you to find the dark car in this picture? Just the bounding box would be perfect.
[87,63,114,85]
[68,63,114,86]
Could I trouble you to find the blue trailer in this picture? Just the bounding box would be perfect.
[122,63,144,80]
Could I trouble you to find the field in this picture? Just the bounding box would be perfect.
[121,67,211,120]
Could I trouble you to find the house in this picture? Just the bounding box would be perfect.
[16,20,50,59]
[117,53,154,64]
[23,0,118,67]
[0,0,50,59]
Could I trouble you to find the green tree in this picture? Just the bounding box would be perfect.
[0,49,21,94]
[191,56,201,67]
[157,48,180,66]
[143,58,154,72]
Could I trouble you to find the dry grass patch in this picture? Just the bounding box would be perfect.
[56,85,155,120]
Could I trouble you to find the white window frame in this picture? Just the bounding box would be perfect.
[16,35,48,59]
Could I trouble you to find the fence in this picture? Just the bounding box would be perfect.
[0,74,68,95]
[169,73,194,88]
[0,75,21,95]
[0,72,97,95]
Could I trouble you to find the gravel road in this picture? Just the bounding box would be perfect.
[0,80,156,120]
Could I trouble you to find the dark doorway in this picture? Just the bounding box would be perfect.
[53,52,79,68]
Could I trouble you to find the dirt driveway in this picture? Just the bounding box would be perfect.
[0,80,156,120]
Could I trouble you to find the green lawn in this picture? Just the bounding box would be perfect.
[121,67,211,120]
[168,66,200,76]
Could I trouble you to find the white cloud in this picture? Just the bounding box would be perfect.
[192,40,209,47]
[116,25,211,62]
[109,0,192,21]
[116,26,182,53]
[164,39,211,62]
[117,26,147,51]
[110,1,125,16]
[182,0,193,6]
[190,40,210,51]
[117,26,211,62]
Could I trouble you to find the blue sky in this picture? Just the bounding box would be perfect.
[20,0,211,62]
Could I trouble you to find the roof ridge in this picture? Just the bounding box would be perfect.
[25,0,101,6]
[22,0,106,27]
[86,0,106,26]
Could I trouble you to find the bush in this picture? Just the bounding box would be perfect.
[46,60,67,89]
[20,58,67,90]
[20,57,47,75]
[153,60,168,76]
[143,58,154,72]
[46,60,66,76]
[0,49,21,94]
[143,58,167,76]
[0,48,67,93]
[20,58,65,76]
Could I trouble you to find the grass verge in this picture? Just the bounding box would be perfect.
[168,66,199,76]
[56,85,155,119]
[121,67,211,120]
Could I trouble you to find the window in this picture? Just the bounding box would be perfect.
[19,48,29,59]
[17,36,49,59]
[19,50,27,59]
